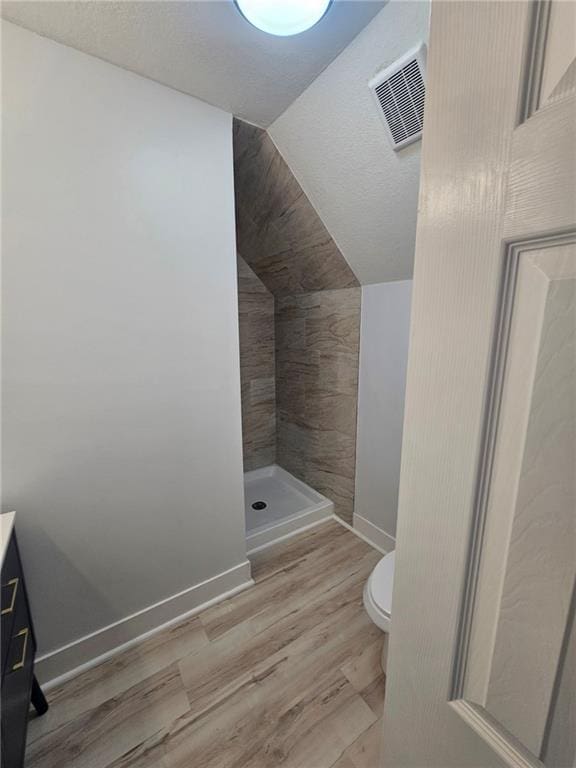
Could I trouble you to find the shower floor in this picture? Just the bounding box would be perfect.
[244,464,334,552]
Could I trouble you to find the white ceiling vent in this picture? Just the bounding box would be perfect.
[369,43,426,151]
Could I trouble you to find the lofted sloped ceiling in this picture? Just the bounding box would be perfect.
[270,0,430,284]
[1,0,385,128]
[233,119,358,294]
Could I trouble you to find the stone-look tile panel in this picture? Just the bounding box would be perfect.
[233,118,359,295]
[276,288,361,523]
[237,255,276,471]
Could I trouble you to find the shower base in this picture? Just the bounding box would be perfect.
[244,464,334,553]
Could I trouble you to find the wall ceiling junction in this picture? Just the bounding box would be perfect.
[1,0,385,128]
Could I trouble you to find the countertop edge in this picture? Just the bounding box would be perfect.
[1,511,16,566]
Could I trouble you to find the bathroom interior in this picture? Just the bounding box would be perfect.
[2,0,575,767]
[235,115,400,552]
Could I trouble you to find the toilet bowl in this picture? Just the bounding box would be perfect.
[363,550,395,672]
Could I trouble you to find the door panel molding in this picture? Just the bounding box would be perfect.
[521,0,576,121]
[450,699,543,768]
[520,0,552,122]
[451,231,576,768]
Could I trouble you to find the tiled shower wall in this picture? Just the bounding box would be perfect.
[234,118,361,522]
[237,255,276,471]
[276,289,361,524]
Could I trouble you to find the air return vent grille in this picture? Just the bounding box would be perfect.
[369,44,426,151]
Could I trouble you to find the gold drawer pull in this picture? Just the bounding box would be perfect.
[1,578,19,615]
[12,628,29,671]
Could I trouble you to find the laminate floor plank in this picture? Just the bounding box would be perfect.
[340,638,383,693]
[329,719,383,768]
[27,616,207,744]
[25,664,189,768]
[248,521,349,583]
[200,524,372,642]
[107,733,168,768]
[179,550,380,713]
[171,606,382,766]
[329,757,357,768]
[359,675,386,720]
[159,667,375,768]
[255,674,376,768]
[25,521,386,768]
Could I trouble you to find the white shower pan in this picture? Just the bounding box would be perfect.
[244,464,334,553]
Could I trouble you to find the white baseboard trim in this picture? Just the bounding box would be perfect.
[37,560,253,689]
[332,515,387,554]
[351,514,396,554]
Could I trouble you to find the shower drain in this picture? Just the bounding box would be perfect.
[251,501,267,511]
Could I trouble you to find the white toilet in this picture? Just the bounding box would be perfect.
[363,550,395,672]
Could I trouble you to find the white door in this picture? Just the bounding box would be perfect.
[382,1,576,767]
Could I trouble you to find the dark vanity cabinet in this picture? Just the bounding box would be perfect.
[1,527,48,768]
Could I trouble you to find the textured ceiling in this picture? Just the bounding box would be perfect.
[270,0,430,283]
[1,0,385,127]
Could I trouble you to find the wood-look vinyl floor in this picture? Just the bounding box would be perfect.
[26,521,385,768]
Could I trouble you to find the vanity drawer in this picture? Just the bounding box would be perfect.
[1,615,35,768]
[1,536,24,676]
[4,591,35,678]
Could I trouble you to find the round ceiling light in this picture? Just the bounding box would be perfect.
[234,0,333,36]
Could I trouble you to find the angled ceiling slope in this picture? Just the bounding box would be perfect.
[1,0,385,127]
[234,119,359,294]
[269,0,430,284]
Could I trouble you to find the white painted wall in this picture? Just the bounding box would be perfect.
[354,281,412,546]
[2,22,248,670]
[269,0,430,285]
